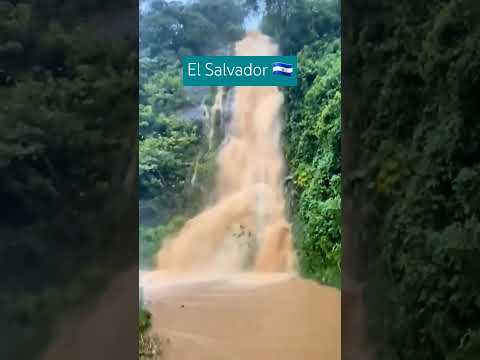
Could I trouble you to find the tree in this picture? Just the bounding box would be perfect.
[261,0,340,54]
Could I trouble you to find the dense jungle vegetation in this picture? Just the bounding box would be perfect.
[261,0,341,286]
[139,0,341,287]
[138,0,248,267]
[139,3,340,356]
[139,308,165,359]
[138,3,248,354]
[0,1,137,358]
[347,1,480,359]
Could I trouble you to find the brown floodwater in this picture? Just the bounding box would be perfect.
[142,271,340,360]
[143,31,340,360]
[42,30,342,360]
[155,32,295,274]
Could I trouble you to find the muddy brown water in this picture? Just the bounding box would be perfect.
[145,32,340,360]
[142,271,340,360]
[156,32,295,274]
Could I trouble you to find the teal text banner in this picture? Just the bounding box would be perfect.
[182,56,297,87]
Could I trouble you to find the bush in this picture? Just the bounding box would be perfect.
[139,308,164,359]
[284,37,341,287]
[350,1,480,358]
[140,215,187,268]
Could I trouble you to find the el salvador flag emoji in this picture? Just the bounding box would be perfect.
[272,62,293,76]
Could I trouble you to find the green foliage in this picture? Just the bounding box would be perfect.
[1,34,136,224]
[261,0,340,54]
[0,2,32,68]
[188,148,218,202]
[140,0,246,57]
[259,0,341,286]
[284,37,341,287]
[351,1,480,358]
[139,116,199,202]
[140,72,186,114]
[138,0,343,290]
[0,2,137,357]
[139,0,247,266]
[140,216,187,268]
[139,308,152,334]
[139,308,164,359]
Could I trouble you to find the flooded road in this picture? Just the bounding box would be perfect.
[141,271,340,360]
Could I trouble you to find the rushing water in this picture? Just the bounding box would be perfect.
[142,270,340,360]
[156,32,295,274]
[141,32,341,360]
[42,31,340,360]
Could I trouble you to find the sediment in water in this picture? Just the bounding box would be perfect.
[156,32,294,273]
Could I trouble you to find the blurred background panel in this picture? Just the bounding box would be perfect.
[0,1,139,359]
[342,1,480,359]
